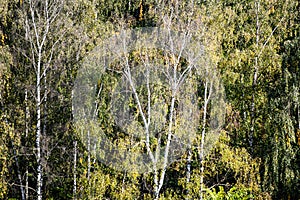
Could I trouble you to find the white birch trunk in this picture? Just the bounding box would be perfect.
[185,144,192,199]
[24,1,63,198]
[87,129,91,194]
[25,89,29,200]
[199,81,212,200]
[73,141,77,200]
[36,48,42,200]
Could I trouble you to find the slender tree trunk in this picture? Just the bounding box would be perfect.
[199,81,212,200]
[25,0,63,197]
[11,139,25,200]
[87,130,91,195]
[43,68,47,159]
[156,93,176,198]
[36,48,42,200]
[297,103,300,130]
[25,167,28,199]
[250,1,260,156]
[25,89,29,200]
[248,2,260,199]
[153,167,159,199]
[121,171,127,194]
[73,140,77,200]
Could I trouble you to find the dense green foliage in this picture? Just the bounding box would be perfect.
[0,0,299,199]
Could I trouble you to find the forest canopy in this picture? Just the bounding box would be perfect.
[0,0,299,199]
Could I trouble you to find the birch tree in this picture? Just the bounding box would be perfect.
[215,0,298,197]
[23,0,64,199]
[73,2,225,199]
[74,27,200,199]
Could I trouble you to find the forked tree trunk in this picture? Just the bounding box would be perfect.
[24,0,63,198]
